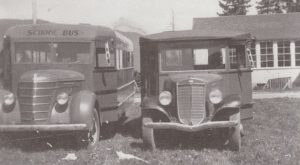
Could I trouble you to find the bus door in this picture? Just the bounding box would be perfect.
[222,45,253,119]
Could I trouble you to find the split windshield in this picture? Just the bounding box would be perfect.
[160,47,246,71]
[15,42,90,64]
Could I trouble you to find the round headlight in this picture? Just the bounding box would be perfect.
[4,93,15,106]
[159,91,172,106]
[209,89,223,104]
[56,92,69,105]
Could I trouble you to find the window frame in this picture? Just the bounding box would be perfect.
[250,42,257,68]
[295,40,300,66]
[260,41,274,68]
[14,42,91,64]
[159,47,230,72]
[277,40,291,67]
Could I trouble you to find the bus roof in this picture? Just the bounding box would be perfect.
[5,23,113,40]
[140,29,252,42]
[4,23,134,50]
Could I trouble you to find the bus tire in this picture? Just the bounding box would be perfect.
[142,116,156,150]
[77,108,100,149]
[228,112,241,151]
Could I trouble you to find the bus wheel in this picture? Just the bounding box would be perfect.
[142,116,156,150]
[77,108,100,149]
[87,108,100,148]
[228,112,241,151]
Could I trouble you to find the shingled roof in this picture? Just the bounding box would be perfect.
[141,29,251,42]
[193,13,300,40]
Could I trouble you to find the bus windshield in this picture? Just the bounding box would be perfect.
[160,47,246,71]
[15,42,90,64]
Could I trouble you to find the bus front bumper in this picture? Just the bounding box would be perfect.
[0,124,88,132]
[143,121,238,132]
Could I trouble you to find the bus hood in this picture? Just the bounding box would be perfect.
[19,69,85,83]
[167,73,222,84]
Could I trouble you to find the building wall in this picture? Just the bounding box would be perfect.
[250,40,300,86]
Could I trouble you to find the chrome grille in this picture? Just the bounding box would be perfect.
[18,82,57,124]
[177,82,206,125]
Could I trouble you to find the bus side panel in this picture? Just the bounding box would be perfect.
[93,70,118,110]
[117,68,134,86]
[93,68,135,122]
[140,39,159,99]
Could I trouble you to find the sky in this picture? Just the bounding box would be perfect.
[0,0,258,34]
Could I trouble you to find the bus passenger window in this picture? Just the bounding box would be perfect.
[193,49,208,65]
[165,49,183,66]
[122,51,133,68]
[96,48,115,67]
[229,46,246,69]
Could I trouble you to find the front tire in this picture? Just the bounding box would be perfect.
[77,108,100,148]
[228,112,241,151]
[142,116,156,150]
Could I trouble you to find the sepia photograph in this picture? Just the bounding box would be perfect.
[0,0,299,164]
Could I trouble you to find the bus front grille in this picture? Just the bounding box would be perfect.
[177,82,206,125]
[18,82,56,124]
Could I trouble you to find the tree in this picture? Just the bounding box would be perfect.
[217,0,252,16]
[282,0,300,12]
[256,0,283,14]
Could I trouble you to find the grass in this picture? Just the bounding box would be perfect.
[0,98,300,165]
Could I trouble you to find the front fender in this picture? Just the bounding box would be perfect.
[141,97,170,122]
[69,90,96,127]
[212,94,241,121]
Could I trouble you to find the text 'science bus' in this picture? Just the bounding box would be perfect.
[140,30,254,151]
[0,23,135,147]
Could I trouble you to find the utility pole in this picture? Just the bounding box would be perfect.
[171,9,175,31]
[32,0,37,24]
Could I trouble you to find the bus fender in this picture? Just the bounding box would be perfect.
[141,97,170,122]
[69,90,97,128]
[213,94,241,120]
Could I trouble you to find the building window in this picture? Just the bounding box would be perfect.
[229,48,237,65]
[250,42,257,68]
[277,41,291,67]
[295,41,300,66]
[260,41,273,68]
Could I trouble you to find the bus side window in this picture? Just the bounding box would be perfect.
[229,46,246,69]
[96,47,115,67]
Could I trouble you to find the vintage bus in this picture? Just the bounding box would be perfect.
[140,30,254,151]
[0,23,135,147]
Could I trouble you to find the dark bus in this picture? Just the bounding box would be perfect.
[0,23,135,147]
[140,30,254,151]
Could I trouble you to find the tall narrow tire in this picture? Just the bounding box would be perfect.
[228,124,241,151]
[87,108,100,148]
[142,117,156,150]
[228,112,241,151]
[77,108,100,149]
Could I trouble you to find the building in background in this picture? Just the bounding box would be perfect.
[193,13,300,87]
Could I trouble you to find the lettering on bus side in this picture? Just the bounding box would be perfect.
[26,30,80,36]
[27,30,56,36]
[62,30,79,36]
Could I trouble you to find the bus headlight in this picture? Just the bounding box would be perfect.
[209,89,223,104]
[4,93,15,106]
[159,91,172,106]
[56,92,69,105]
